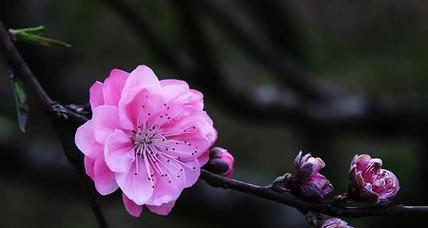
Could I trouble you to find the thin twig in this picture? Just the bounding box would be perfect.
[0,21,107,228]
[200,170,428,217]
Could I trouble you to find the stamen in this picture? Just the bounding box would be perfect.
[131,111,198,185]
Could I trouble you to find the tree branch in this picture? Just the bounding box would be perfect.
[200,170,428,218]
[0,21,106,228]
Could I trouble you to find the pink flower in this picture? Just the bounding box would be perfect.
[75,65,217,217]
[203,147,234,177]
[286,151,333,200]
[349,154,399,204]
[320,218,353,228]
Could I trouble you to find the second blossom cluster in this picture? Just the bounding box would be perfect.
[277,151,400,205]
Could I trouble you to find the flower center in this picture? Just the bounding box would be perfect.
[131,125,167,176]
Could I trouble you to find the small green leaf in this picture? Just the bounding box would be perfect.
[9,25,71,48]
[13,25,45,36]
[8,69,29,133]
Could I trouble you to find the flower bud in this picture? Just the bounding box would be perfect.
[286,151,333,200]
[204,147,234,177]
[320,218,353,228]
[348,154,400,205]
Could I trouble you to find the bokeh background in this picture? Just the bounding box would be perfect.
[1,0,428,227]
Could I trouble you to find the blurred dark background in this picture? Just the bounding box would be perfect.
[1,0,428,227]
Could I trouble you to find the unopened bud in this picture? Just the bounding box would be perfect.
[204,147,234,177]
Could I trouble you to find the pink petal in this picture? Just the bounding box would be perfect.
[119,90,169,130]
[103,69,129,106]
[89,81,105,110]
[181,160,201,188]
[122,193,143,217]
[84,156,95,179]
[145,157,187,205]
[115,159,154,205]
[120,65,160,106]
[294,151,303,169]
[104,129,134,173]
[353,154,373,171]
[197,150,210,165]
[119,89,149,130]
[141,94,169,127]
[93,158,118,195]
[147,201,175,216]
[189,89,204,109]
[160,79,191,103]
[75,120,103,159]
[92,106,120,144]
[159,80,203,109]
[160,79,188,87]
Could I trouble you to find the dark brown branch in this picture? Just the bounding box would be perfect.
[0,21,106,228]
[200,170,428,218]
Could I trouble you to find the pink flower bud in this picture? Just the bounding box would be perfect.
[204,147,234,177]
[287,151,333,200]
[320,218,353,228]
[349,154,400,204]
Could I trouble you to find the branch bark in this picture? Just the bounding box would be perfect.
[200,170,428,218]
[0,21,107,228]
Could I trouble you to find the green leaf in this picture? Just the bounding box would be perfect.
[13,25,45,36]
[8,69,29,133]
[9,25,71,48]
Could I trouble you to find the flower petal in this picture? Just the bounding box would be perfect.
[92,106,120,144]
[89,81,105,110]
[146,157,187,205]
[93,158,118,195]
[104,129,134,173]
[122,193,143,217]
[181,160,201,187]
[120,65,160,106]
[147,201,175,216]
[84,156,95,179]
[103,69,129,106]
[118,90,166,130]
[75,120,103,159]
[160,79,189,101]
[116,159,154,205]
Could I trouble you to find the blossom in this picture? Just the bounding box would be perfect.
[285,151,333,200]
[349,154,399,204]
[203,147,234,177]
[320,218,353,228]
[75,65,217,217]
